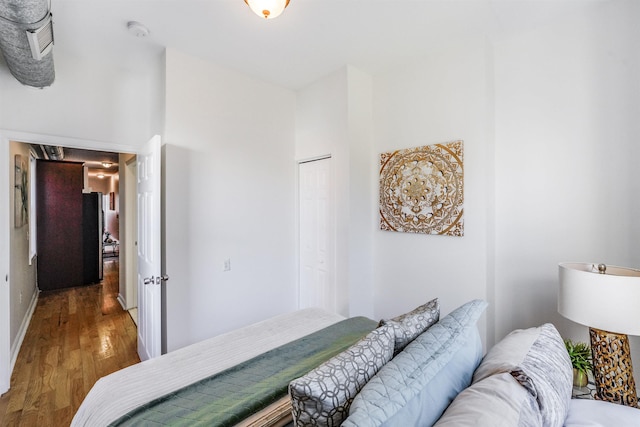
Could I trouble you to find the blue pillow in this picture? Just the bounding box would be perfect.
[342,299,487,427]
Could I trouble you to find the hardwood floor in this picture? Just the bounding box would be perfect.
[0,259,140,426]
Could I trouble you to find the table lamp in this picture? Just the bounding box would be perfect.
[558,262,640,407]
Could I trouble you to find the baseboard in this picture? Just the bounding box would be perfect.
[10,289,39,374]
[117,293,127,310]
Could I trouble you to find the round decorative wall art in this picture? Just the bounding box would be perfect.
[379,140,464,236]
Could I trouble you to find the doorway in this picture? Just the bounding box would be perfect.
[31,145,126,292]
[298,156,336,313]
[0,130,140,394]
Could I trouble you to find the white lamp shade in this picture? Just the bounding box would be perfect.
[558,262,640,336]
[245,0,289,19]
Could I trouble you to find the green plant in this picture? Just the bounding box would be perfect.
[564,339,593,375]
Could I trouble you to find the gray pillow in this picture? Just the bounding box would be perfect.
[473,323,572,427]
[379,297,439,353]
[433,372,542,427]
[288,323,395,426]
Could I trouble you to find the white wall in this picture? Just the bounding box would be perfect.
[493,0,640,379]
[0,53,160,148]
[369,0,639,385]
[372,40,492,344]
[630,0,640,382]
[295,66,375,319]
[88,175,110,194]
[163,49,297,352]
[0,135,8,393]
[8,141,37,356]
[346,67,375,318]
[371,3,638,369]
[629,1,640,267]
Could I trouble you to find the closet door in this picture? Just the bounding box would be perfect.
[36,160,84,291]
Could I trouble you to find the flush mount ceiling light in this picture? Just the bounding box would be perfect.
[97,173,105,179]
[102,162,113,168]
[244,0,290,19]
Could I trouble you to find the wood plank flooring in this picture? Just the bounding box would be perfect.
[0,259,140,426]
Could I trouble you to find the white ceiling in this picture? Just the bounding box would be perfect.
[45,0,607,89]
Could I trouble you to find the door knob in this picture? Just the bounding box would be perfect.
[155,275,169,285]
[143,276,155,285]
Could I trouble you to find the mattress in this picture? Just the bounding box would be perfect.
[71,308,345,427]
[109,316,377,426]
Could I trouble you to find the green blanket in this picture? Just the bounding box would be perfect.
[110,316,377,426]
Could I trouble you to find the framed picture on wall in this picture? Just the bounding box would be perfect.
[109,191,115,211]
[14,154,28,228]
[379,140,464,236]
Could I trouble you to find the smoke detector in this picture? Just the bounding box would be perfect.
[127,21,150,38]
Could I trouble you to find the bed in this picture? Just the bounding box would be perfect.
[71,308,376,427]
[73,301,640,427]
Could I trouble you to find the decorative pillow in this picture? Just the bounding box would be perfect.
[433,372,542,427]
[472,323,572,427]
[342,299,487,427]
[288,323,395,427]
[379,297,439,353]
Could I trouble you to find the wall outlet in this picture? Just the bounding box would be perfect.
[223,258,231,272]
[19,292,23,304]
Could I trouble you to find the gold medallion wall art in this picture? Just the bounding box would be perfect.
[379,140,464,236]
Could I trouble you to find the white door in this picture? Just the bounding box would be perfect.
[137,135,164,361]
[298,157,336,312]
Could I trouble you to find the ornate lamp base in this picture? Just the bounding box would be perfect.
[589,327,638,407]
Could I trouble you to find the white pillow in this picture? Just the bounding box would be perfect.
[433,372,541,427]
[472,324,572,427]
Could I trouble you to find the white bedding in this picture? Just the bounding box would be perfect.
[71,308,344,427]
[564,399,640,427]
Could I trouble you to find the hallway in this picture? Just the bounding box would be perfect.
[0,259,139,426]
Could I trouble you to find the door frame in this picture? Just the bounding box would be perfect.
[123,155,138,311]
[0,129,140,394]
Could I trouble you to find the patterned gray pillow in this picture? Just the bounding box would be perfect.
[288,324,395,427]
[379,298,439,353]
